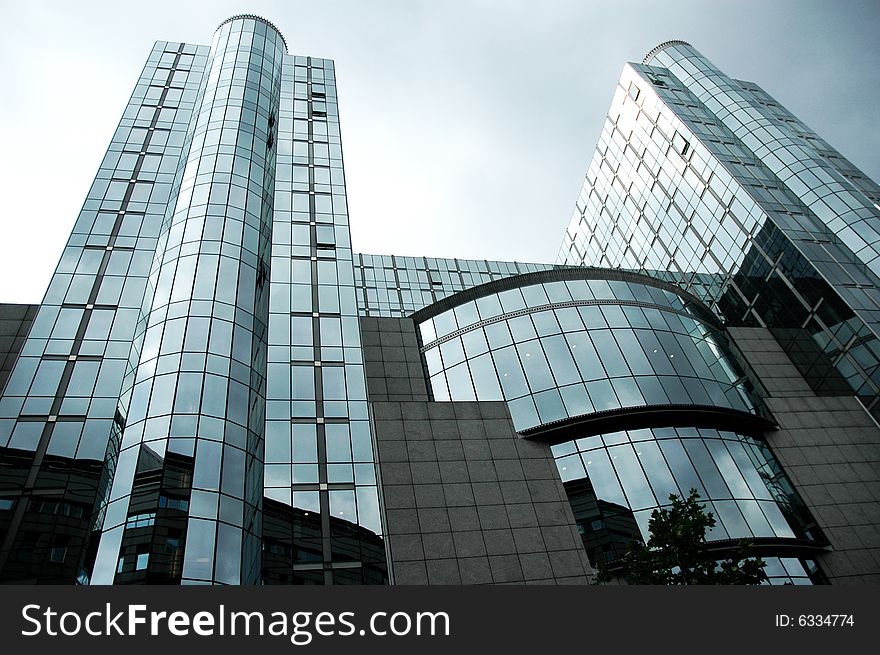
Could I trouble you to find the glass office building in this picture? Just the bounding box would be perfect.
[556,41,880,583]
[405,268,825,582]
[558,40,880,419]
[0,23,878,585]
[0,15,385,586]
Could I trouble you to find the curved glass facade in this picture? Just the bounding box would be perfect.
[418,271,764,431]
[90,16,286,585]
[552,426,821,563]
[5,16,873,587]
[417,269,825,581]
[262,50,388,584]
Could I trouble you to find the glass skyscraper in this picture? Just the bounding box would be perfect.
[559,40,880,418]
[0,22,877,585]
[557,40,880,583]
[0,15,386,586]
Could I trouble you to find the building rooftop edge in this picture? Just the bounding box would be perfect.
[409,265,722,328]
[216,14,288,52]
[642,39,693,64]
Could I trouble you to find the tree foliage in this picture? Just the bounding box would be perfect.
[596,489,768,585]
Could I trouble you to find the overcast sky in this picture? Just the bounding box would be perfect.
[1,0,878,303]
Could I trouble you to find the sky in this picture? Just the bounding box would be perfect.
[0,0,878,303]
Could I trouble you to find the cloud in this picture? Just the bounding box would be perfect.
[0,0,877,301]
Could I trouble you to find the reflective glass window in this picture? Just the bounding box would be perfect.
[439,337,466,368]
[424,347,442,377]
[559,383,592,416]
[521,284,549,307]
[635,441,679,502]
[586,379,617,411]
[484,321,513,348]
[325,424,352,462]
[453,302,479,329]
[517,341,554,392]
[683,440,730,498]
[469,353,502,399]
[590,330,629,377]
[565,331,605,381]
[445,363,476,401]
[713,500,752,538]
[541,335,580,386]
[533,388,566,423]
[508,315,537,341]
[497,288,526,312]
[507,396,539,429]
[544,281,572,303]
[475,294,503,320]
[433,311,457,338]
[556,454,586,482]
[461,329,489,358]
[555,307,584,332]
[609,444,655,510]
[659,439,706,497]
[492,346,529,398]
[532,310,561,337]
[578,305,607,329]
[582,449,628,507]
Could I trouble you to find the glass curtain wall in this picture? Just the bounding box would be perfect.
[90,16,284,585]
[0,39,207,583]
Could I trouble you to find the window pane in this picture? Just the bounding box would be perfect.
[609,444,656,510]
[492,346,529,398]
[470,353,502,399]
[517,340,554,392]
[445,363,476,401]
[565,332,605,381]
[583,449,628,507]
[541,335,580,386]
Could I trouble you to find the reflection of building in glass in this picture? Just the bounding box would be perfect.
[262,498,387,585]
[1,24,879,585]
[0,15,387,586]
[565,476,641,565]
[0,449,103,584]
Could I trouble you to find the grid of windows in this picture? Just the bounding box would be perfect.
[0,38,207,584]
[1,16,389,587]
[263,52,386,584]
[759,557,823,585]
[3,22,861,587]
[355,253,555,317]
[552,426,824,569]
[418,274,763,431]
[91,17,285,585]
[649,45,880,280]
[558,43,880,418]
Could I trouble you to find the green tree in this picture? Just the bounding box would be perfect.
[596,489,768,585]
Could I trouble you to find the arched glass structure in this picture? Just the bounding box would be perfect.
[552,426,822,567]
[415,268,826,581]
[417,269,766,432]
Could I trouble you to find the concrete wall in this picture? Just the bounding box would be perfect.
[730,327,880,583]
[362,316,593,584]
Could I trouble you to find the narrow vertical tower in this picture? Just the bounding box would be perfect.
[90,16,286,584]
